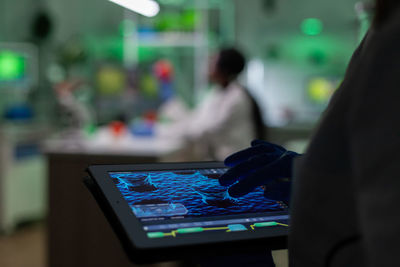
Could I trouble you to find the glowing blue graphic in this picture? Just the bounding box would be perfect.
[110,169,283,219]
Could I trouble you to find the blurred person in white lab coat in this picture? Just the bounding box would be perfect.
[158,48,265,161]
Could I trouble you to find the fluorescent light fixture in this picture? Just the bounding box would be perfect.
[108,0,160,17]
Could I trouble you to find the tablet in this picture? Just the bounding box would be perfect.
[85,162,289,264]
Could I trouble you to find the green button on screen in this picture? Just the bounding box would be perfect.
[177,227,204,234]
[147,232,165,238]
[254,222,278,227]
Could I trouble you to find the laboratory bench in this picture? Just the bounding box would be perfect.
[44,131,185,267]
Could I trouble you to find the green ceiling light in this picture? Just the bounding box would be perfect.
[301,18,323,36]
[0,51,25,81]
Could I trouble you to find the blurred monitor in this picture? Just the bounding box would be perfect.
[0,43,38,90]
[0,43,38,120]
[0,51,25,81]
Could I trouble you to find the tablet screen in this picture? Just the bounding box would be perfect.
[109,167,289,239]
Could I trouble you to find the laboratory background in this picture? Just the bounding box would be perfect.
[0,0,372,266]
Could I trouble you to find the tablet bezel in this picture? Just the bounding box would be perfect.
[86,162,288,263]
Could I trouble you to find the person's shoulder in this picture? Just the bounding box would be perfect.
[359,13,400,66]
[223,83,254,110]
[224,82,247,100]
[226,82,245,94]
[373,8,400,45]
[386,6,400,30]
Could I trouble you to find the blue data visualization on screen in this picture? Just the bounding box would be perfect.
[110,168,289,239]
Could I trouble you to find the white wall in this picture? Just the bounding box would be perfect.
[0,0,37,41]
[0,0,124,43]
[46,0,124,43]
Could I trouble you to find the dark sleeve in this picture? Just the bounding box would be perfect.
[348,21,400,266]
